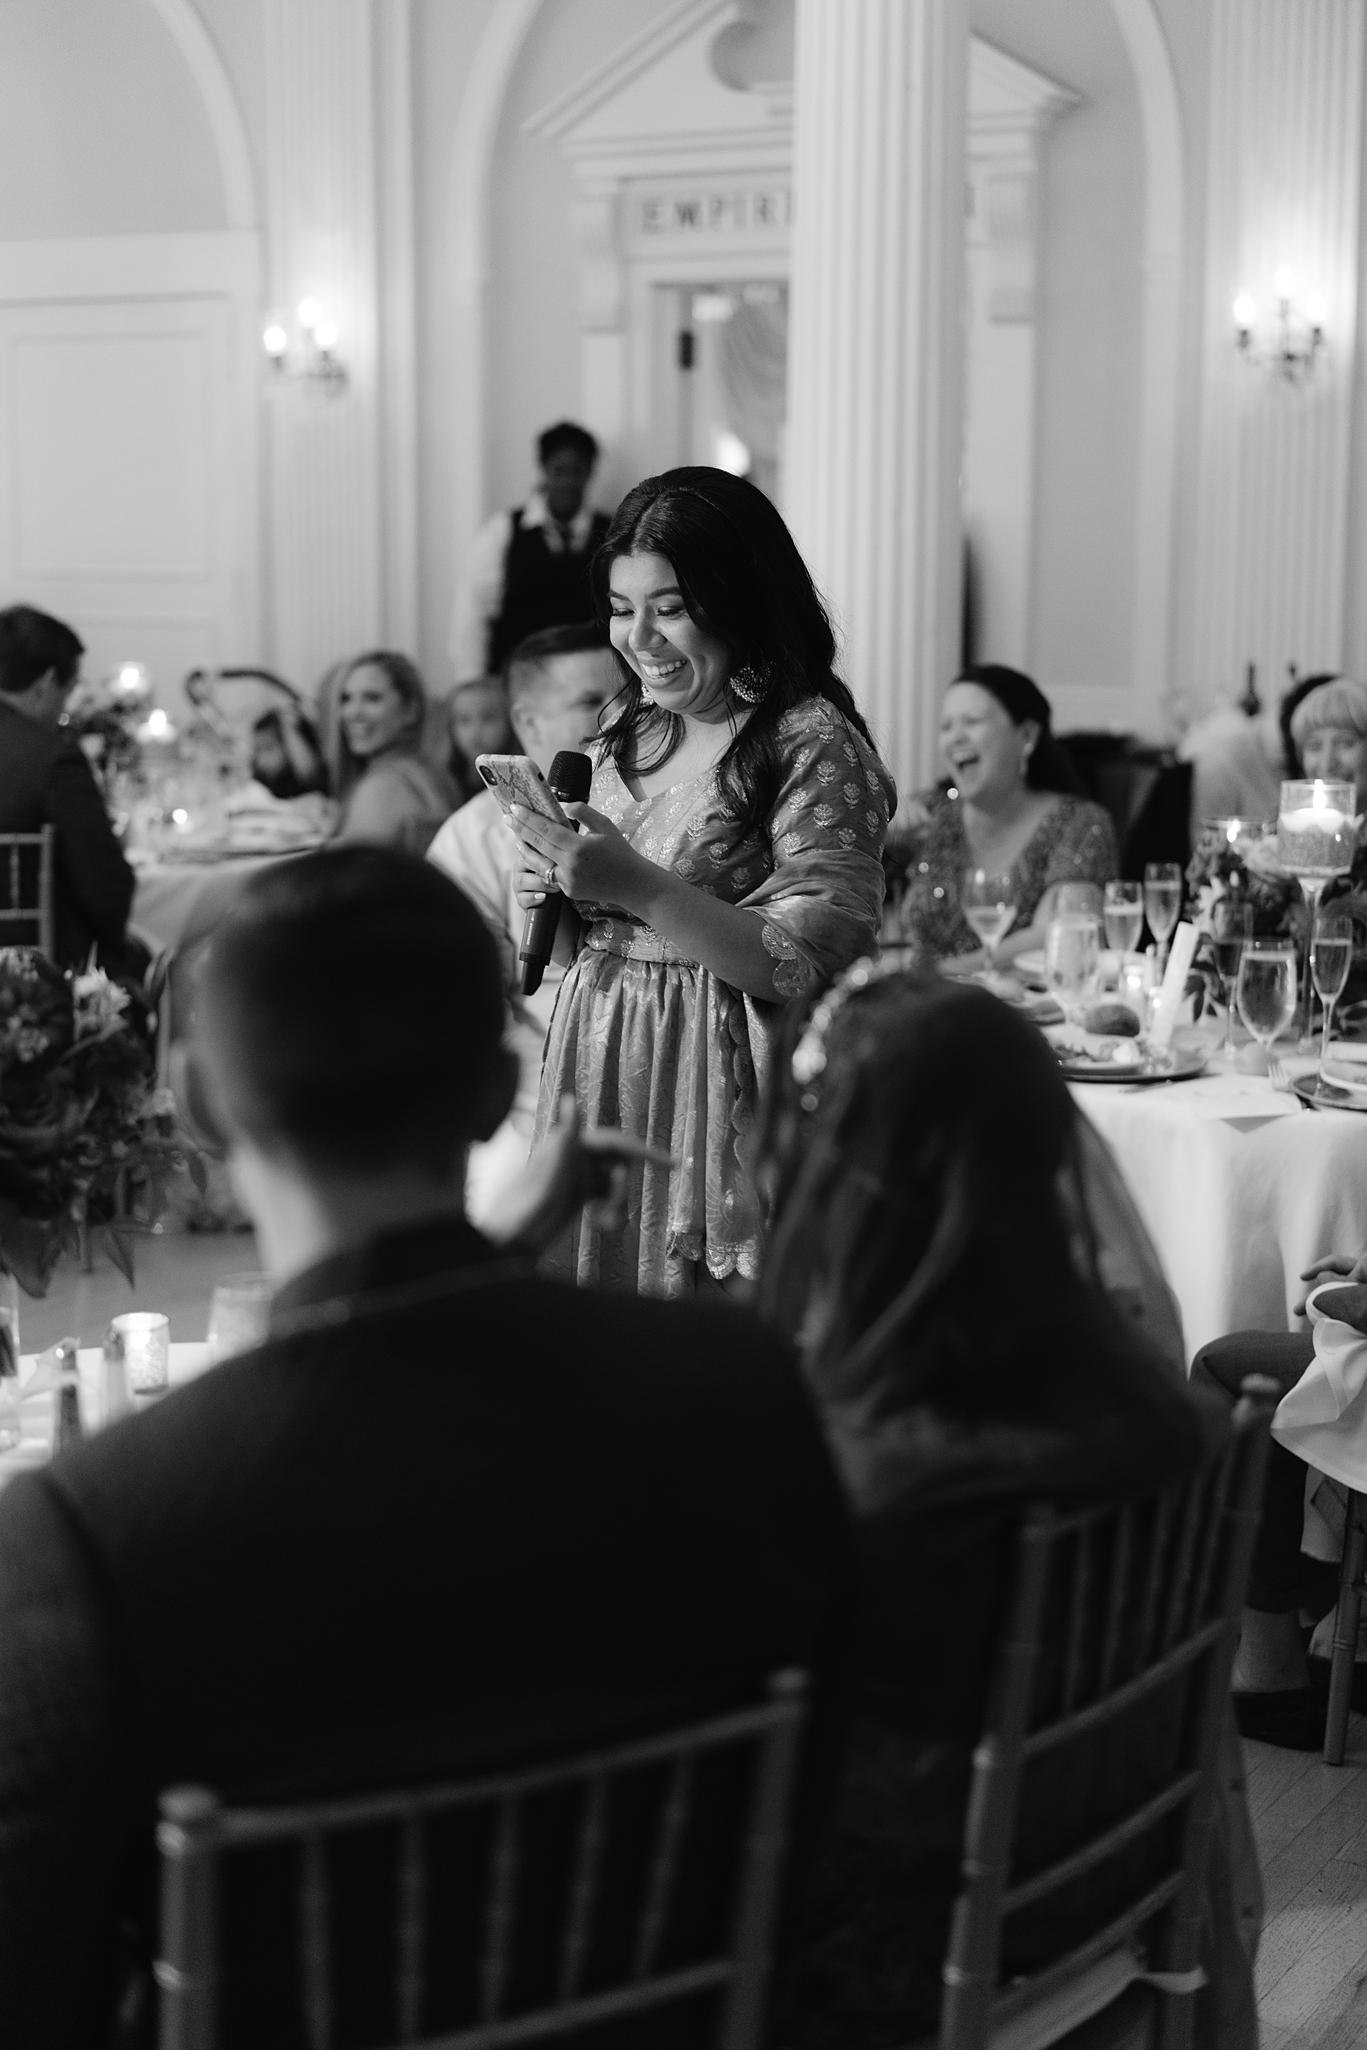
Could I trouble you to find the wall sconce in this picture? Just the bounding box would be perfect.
[1232,268,1326,384]
[262,298,347,394]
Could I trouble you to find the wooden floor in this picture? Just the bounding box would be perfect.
[1243,1723,1367,2047]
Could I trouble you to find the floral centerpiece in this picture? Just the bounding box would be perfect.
[1186,816,1367,1010]
[0,948,200,1296]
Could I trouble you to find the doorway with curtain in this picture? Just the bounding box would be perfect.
[655,279,789,503]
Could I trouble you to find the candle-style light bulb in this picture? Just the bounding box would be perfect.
[262,322,288,364]
[1232,289,1256,345]
[313,318,338,354]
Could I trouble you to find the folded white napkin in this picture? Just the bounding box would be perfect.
[1272,1285,1367,1487]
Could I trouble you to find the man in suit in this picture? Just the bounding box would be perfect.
[0,846,849,2044]
[0,603,137,971]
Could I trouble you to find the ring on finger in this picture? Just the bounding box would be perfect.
[542,863,557,887]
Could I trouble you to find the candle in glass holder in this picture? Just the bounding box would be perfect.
[105,1311,170,1399]
[1277,779,1356,878]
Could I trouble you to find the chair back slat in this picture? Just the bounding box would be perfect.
[554,1770,610,2002]
[300,1830,336,2049]
[0,826,56,956]
[395,1809,427,2039]
[479,1794,523,2022]
[631,1750,696,1980]
[935,1387,1275,2050]
[158,1671,808,2050]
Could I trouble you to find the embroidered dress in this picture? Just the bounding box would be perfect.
[536,699,895,1296]
[893,788,1116,960]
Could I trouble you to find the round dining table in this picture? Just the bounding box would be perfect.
[1070,1039,1367,1362]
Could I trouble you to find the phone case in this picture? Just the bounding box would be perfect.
[475,753,570,829]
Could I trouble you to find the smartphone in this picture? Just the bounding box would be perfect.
[475,753,571,830]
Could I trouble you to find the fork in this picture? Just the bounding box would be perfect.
[1267,1054,1290,1092]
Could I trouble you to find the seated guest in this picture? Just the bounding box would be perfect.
[0,846,850,2045]
[429,624,615,1159]
[886,665,1116,969]
[1194,1245,1367,1750]
[753,966,1257,2048]
[1287,674,1367,809]
[321,649,459,855]
[445,673,518,807]
[0,603,138,973]
[248,701,328,800]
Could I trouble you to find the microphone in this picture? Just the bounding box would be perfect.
[519,749,592,996]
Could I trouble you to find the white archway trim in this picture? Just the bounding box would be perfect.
[1108,0,1183,731]
[143,0,257,230]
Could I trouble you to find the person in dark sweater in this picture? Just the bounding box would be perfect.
[0,603,137,971]
[0,845,850,2047]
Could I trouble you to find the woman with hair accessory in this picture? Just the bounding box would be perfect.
[754,965,1258,2048]
[320,650,459,857]
[887,663,1116,968]
[506,465,895,1297]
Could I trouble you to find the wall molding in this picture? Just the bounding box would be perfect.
[145,0,258,228]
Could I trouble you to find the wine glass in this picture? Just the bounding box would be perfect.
[1235,942,1298,1065]
[1311,909,1354,1073]
[1103,879,1144,956]
[1209,899,1253,1062]
[1278,779,1356,1039]
[961,868,1016,980]
[1143,862,1183,973]
[1045,913,1101,1027]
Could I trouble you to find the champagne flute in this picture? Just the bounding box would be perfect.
[1235,942,1297,1065]
[1143,862,1183,974]
[1103,879,1144,955]
[1209,899,1252,1062]
[1045,913,1101,1027]
[961,868,1016,979]
[1311,909,1354,1073]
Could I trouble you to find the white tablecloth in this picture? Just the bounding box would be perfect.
[132,855,279,956]
[1073,1058,1367,1361]
[0,1342,211,1491]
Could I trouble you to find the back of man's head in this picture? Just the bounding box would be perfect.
[0,604,84,696]
[195,847,510,1179]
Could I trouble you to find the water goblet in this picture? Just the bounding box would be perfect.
[1045,913,1101,1028]
[1235,941,1298,1067]
[1209,899,1252,1062]
[1103,879,1144,957]
[1311,909,1354,1074]
[961,868,1016,980]
[1143,862,1183,974]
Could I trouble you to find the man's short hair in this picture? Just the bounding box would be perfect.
[504,621,611,713]
[536,421,599,468]
[0,605,84,696]
[195,847,508,1176]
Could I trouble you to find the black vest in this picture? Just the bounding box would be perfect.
[488,507,612,671]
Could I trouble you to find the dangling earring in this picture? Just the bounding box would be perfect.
[731,662,768,706]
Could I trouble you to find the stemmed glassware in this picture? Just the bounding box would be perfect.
[1103,879,1144,955]
[961,868,1016,981]
[1311,909,1354,1074]
[1143,863,1183,974]
[1235,941,1298,1066]
[1277,778,1356,1039]
[1045,913,1101,1027]
[1209,899,1253,1062]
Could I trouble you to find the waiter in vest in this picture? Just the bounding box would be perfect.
[449,422,613,678]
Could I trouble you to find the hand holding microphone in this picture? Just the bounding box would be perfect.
[517,750,592,996]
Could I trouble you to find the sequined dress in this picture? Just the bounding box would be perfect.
[890,788,1116,959]
[535,699,895,1296]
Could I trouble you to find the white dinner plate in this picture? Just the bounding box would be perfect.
[1320,1047,1367,1099]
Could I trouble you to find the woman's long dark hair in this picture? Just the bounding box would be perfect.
[592,468,882,845]
[756,969,1147,1426]
[951,663,1084,796]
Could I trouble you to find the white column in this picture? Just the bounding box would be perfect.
[262,0,392,693]
[1188,0,1365,708]
[785,0,969,792]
